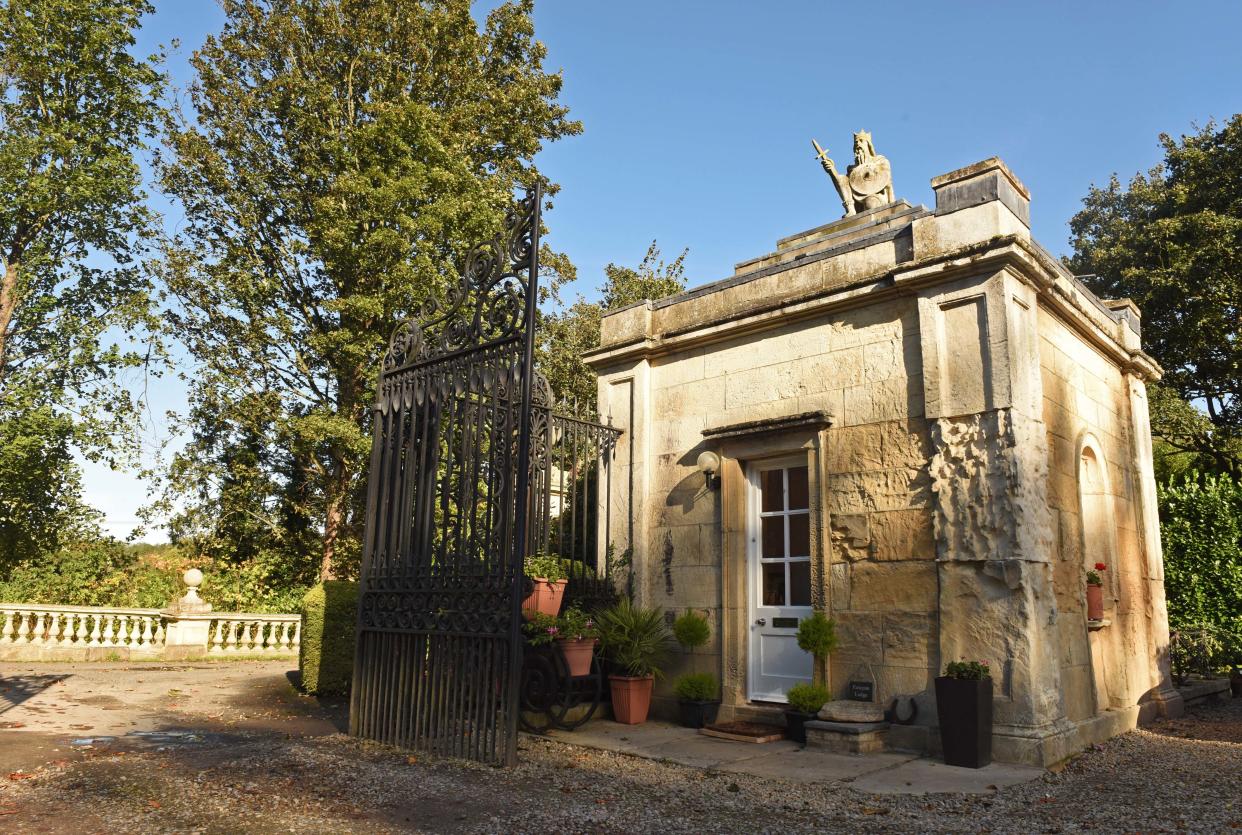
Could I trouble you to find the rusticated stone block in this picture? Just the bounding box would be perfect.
[850,561,937,612]
[870,508,934,560]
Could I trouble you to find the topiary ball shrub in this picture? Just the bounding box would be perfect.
[673,672,719,702]
[299,580,359,696]
[786,682,831,714]
[672,610,711,649]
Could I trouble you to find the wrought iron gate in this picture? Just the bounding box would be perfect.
[350,186,543,765]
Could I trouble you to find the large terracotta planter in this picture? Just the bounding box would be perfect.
[522,578,567,619]
[1086,583,1104,620]
[609,674,654,724]
[935,676,993,769]
[558,638,597,677]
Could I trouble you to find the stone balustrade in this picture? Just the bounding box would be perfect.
[208,614,302,656]
[0,571,302,662]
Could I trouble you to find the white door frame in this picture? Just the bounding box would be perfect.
[745,456,814,703]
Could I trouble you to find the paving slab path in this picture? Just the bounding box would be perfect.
[1,661,1239,833]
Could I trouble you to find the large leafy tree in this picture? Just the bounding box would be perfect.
[1070,118,1242,475]
[158,0,580,580]
[0,0,164,567]
[539,241,687,417]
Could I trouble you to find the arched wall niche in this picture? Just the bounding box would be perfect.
[1076,433,1120,606]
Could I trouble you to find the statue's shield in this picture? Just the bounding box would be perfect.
[849,155,892,197]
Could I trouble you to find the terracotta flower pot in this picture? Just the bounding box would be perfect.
[609,674,654,724]
[1086,583,1104,620]
[522,578,567,619]
[558,637,597,677]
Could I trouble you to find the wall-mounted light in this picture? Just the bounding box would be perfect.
[696,450,721,490]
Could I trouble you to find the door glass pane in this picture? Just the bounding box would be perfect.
[762,562,786,606]
[761,516,785,558]
[789,560,811,606]
[788,513,810,557]
[761,469,783,512]
[788,466,809,510]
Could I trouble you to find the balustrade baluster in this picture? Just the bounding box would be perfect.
[101,615,116,647]
[1,611,13,644]
[15,613,30,645]
[153,617,165,646]
[227,620,240,652]
[291,619,302,651]
[262,621,276,652]
[208,619,223,654]
[76,613,89,645]
[59,613,76,646]
[239,621,253,652]
[140,617,153,648]
[278,621,291,651]
[88,614,102,646]
[48,612,62,647]
[119,615,132,647]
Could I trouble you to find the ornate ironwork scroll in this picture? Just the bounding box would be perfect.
[350,185,542,766]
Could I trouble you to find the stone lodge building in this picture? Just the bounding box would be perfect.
[583,154,1183,766]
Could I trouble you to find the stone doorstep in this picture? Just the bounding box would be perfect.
[804,719,890,755]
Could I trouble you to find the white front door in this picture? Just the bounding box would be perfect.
[747,459,814,702]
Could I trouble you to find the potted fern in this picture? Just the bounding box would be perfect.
[670,611,720,728]
[522,553,568,619]
[596,599,671,724]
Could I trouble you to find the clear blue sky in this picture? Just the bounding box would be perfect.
[87,0,1242,539]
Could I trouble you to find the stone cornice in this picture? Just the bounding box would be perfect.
[583,232,1160,382]
[702,410,834,441]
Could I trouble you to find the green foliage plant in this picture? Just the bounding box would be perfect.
[0,0,167,571]
[298,581,359,696]
[796,612,838,660]
[156,0,581,583]
[596,598,671,678]
[672,610,711,649]
[944,660,992,681]
[523,606,599,647]
[1159,473,1242,666]
[538,242,688,415]
[785,682,830,714]
[1070,117,1242,474]
[524,553,566,582]
[673,672,719,703]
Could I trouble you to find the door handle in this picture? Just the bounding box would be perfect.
[755,618,766,626]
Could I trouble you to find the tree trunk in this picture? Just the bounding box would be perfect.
[0,257,20,378]
[320,460,350,582]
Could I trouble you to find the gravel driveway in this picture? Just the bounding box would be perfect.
[0,663,1238,833]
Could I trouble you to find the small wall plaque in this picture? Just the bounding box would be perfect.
[847,680,874,702]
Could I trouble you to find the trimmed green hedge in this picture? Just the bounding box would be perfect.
[299,581,359,696]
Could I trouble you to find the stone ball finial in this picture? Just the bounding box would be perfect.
[165,567,212,615]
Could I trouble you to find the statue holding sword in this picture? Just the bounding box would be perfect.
[812,130,894,216]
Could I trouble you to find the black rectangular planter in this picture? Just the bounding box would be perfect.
[934,676,993,768]
[677,699,721,729]
[784,709,817,744]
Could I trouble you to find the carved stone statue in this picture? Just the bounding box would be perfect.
[812,131,895,216]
